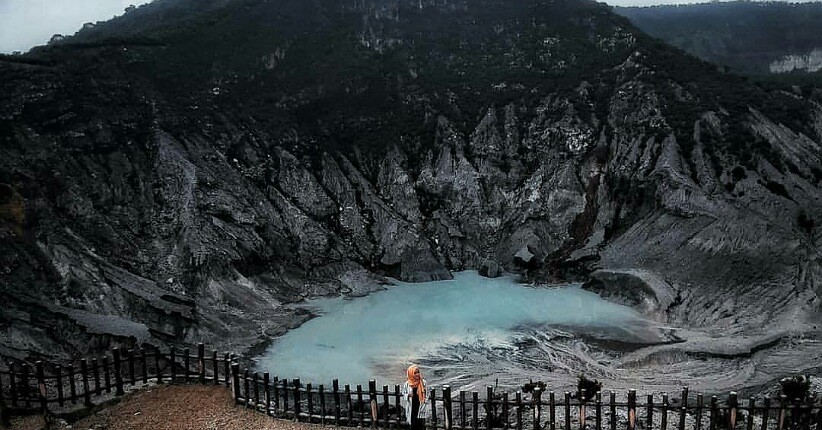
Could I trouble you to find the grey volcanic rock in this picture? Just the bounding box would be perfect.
[0,0,819,375]
[770,49,822,74]
[583,269,676,322]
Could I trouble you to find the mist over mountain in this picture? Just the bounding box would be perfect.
[615,1,822,76]
[0,0,154,54]
[0,0,820,391]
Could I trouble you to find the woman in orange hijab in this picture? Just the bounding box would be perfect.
[403,365,427,430]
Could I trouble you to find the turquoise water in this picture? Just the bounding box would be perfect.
[256,271,660,388]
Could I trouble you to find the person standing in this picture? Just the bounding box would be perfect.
[403,365,427,430]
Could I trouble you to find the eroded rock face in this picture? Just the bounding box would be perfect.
[769,49,822,74]
[0,0,820,363]
[583,269,676,322]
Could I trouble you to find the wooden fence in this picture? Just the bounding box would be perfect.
[233,370,822,430]
[0,344,234,418]
[1,345,821,430]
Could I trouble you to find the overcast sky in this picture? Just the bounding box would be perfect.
[0,0,153,54]
[1,0,821,54]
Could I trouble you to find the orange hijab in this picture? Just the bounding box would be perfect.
[407,365,426,403]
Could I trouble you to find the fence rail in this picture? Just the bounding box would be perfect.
[0,344,234,415]
[2,345,822,430]
[232,369,822,430]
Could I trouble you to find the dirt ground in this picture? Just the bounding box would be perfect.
[8,384,330,430]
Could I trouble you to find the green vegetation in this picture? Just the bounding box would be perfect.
[576,374,602,402]
[521,380,547,394]
[5,0,819,189]
[780,375,812,401]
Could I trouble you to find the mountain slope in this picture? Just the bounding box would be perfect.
[0,0,820,388]
[615,1,822,76]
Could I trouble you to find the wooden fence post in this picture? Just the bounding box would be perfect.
[253,373,260,410]
[294,378,302,422]
[69,365,80,405]
[444,386,453,430]
[140,348,148,384]
[728,392,738,429]
[306,383,314,420]
[460,391,467,429]
[777,395,786,430]
[8,364,18,407]
[80,359,92,407]
[394,385,401,427]
[357,384,364,425]
[746,398,754,430]
[35,362,47,415]
[155,347,163,384]
[486,386,493,430]
[628,390,636,430]
[564,392,571,430]
[212,351,219,385]
[532,387,541,430]
[231,363,241,404]
[112,348,124,396]
[0,370,9,427]
[646,394,653,430]
[333,379,341,426]
[609,392,616,430]
[432,388,438,430]
[382,385,390,428]
[55,365,64,407]
[760,396,770,430]
[473,392,479,430]
[549,391,555,430]
[661,394,669,430]
[127,349,135,386]
[502,392,509,430]
[516,391,523,430]
[695,394,703,430]
[170,349,177,382]
[459,390,467,430]
[21,364,30,408]
[284,379,292,417]
[0,390,8,428]
[345,384,353,424]
[273,376,280,414]
[595,392,602,430]
[183,348,190,382]
[102,356,111,393]
[264,373,271,415]
[369,380,378,429]
[791,396,802,430]
[223,354,230,386]
[198,344,205,384]
[244,369,251,408]
[320,384,327,425]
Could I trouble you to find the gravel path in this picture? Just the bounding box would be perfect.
[9,384,332,430]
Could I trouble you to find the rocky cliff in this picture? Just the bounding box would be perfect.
[0,0,820,366]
